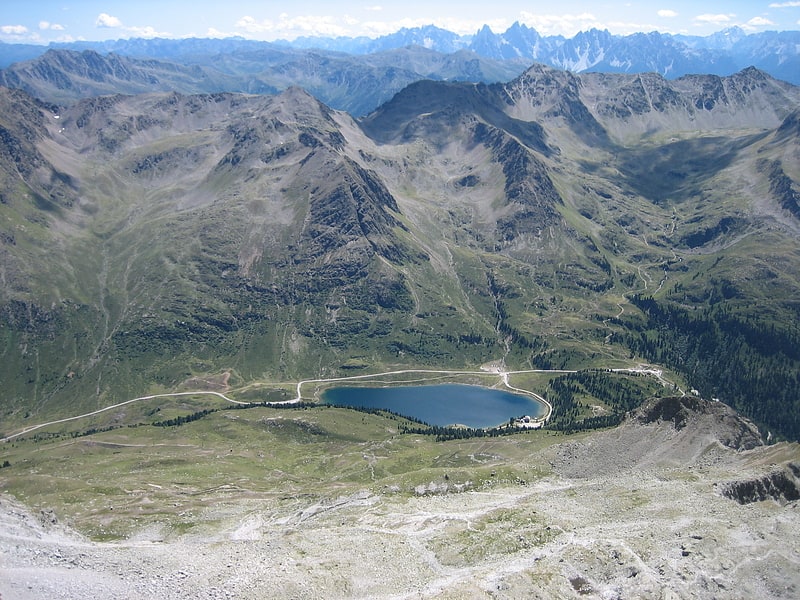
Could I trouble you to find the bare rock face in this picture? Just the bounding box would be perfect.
[551,396,764,479]
[630,396,764,451]
[721,462,800,505]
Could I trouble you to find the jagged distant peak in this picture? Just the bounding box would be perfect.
[709,26,749,46]
[573,27,613,40]
[501,21,540,39]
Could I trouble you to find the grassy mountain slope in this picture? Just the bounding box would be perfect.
[1,64,799,439]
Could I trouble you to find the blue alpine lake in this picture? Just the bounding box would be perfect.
[321,383,546,428]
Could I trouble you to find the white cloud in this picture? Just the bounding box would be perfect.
[359,16,507,37]
[128,25,169,38]
[232,11,541,41]
[431,17,508,35]
[0,24,28,35]
[693,13,735,25]
[657,10,678,18]
[742,16,775,31]
[364,5,383,10]
[2,22,75,43]
[302,15,349,36]
[518,12,600,37]
[237,13,357,39]
[516,11,663,36]
[235,16,260,31]
[769,1,800,7]
[606,20,665,35]
[206,27,236,38]
[39,21,65,31]
[96,13,123,28]
[94,13,168,38]
[232,9,638,41]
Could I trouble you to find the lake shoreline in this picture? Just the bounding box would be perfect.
[321,382,547,429]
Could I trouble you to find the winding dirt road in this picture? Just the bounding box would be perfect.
[2,365,679,443]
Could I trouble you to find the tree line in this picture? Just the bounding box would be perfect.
[620,294,800,441]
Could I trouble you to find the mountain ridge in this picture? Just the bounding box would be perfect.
[2,23,798,86]
[2,25,798,120]
[0,47,528,116]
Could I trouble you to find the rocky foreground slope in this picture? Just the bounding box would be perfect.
[2,397,798,599]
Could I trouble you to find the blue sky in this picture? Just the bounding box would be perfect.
[1,1,799,44]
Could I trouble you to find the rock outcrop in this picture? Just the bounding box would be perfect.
[631,395,764,451]
[551,396,764,479]
[721,462,800,505]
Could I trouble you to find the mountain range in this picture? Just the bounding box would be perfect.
[1,57,799,441]
[0,24,799,119]
[2,23,799,88]
[0,45,529,116]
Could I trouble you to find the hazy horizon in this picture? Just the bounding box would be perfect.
[1,0,799,46]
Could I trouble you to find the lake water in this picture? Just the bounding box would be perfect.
[321,383,546,428]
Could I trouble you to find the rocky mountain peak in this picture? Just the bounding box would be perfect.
[706,26,749,50]
[270,85,335,125]
[630,396,763,451]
